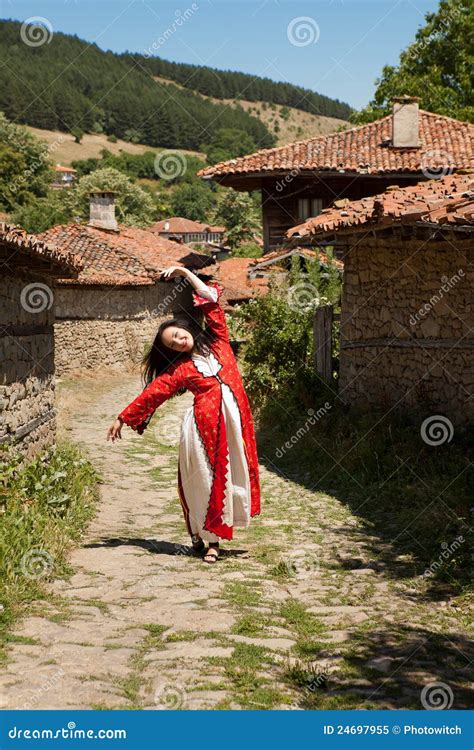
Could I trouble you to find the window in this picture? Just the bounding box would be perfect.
[298,197,323,221]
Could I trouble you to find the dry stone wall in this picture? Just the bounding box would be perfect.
[54,282,193,375]
[339,235,474,423]
[0,274,56,459]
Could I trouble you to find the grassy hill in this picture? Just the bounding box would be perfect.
[22,126,205,166]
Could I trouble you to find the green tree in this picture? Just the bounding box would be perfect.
[0,112,53,210]
[12,192,70,233]
[212,190,261,249]
[71,127,84,144]
[351,0,474,123]
[170,183,215,222]
[201,128,257,165]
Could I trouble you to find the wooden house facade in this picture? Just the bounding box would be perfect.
[199,98,474,252]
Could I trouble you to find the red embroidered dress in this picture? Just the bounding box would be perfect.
[117,282,261,541]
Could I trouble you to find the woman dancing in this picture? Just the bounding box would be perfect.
[107,266,260,563]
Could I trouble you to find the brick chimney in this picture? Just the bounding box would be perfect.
[88,191,118,231]
[392,96,420,148]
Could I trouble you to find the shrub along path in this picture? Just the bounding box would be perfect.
[0,373,472,709]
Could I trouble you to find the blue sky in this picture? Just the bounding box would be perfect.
[1,0,439,109]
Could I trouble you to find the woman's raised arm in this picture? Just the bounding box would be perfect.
[160,266,228,342]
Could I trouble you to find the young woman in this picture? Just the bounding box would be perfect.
[107,266,261,563]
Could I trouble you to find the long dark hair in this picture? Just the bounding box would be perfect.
[141,316,216,388]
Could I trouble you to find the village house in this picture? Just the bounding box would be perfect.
[51,164,77,189]
[216,257,269,306]
[37,193,218,375]
[247,246,343,285]
[150,217,226,247]
[288,173,474,424]
[0,222,81,459]
[199,98,474,252]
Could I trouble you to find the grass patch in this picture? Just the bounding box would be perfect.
[231,613,270,637]
[222,581,262,608]
[207,642,289,709]
[279,599,327,640]
[0,442,100,661]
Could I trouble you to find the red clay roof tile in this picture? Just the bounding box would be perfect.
[0,222,82,276]
[37,223,216,286]
[150,217,226,234]
[287,173,474,239]
[199,111,474,179]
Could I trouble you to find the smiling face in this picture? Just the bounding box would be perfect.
[161,325,194,354]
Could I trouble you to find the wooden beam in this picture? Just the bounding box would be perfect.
[341,338,474,350]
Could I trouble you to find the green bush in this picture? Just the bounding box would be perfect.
[237,270,472,591]
[0,442,99,654]
[234,254,342,407]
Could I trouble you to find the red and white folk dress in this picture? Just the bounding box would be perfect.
[117,282,261,542]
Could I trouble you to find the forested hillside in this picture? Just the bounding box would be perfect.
[136,55,352,120]
[0,19,351,153]
[0,20,272,151]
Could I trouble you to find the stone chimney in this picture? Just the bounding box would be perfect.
[392,96,420,148]
[88,191,118,231]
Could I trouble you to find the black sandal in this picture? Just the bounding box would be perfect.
[191,534,205,554]
[203,542,219,564]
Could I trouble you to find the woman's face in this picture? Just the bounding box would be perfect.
[161,325,194,353]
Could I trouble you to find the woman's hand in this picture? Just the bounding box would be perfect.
[107,418,123,442]
[160,266,216,300]
[159,265,189,280]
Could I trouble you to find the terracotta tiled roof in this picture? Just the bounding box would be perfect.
[54,165,77,173]
[248,246,344,270]
[151,217,226,234]
[216,258,269,306]
[37,223,216,286]
[0,222,82,277]
[199,111,474,179]
[288,173,474,239]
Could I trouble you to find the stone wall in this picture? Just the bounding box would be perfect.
[339,235,474,424]
[0,274,57,460]
[54,282,194,375]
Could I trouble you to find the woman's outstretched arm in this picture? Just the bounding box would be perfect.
[106,364,185,442]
